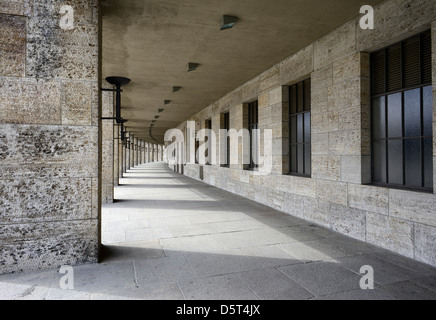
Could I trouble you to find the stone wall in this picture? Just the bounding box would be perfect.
[175,0,436,267]
[0,0,100,274]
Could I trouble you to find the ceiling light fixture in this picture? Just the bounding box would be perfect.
[164,100,172,105]
[155,116,160,119]
[158,109,164,113]
[187,63,199,72]
[173,86,182,93]
[220,15,239,30]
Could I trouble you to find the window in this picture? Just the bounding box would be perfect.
[221,112,230,168]
[371,30,433,191]
[248,101,259,170]
[289,79,311,176]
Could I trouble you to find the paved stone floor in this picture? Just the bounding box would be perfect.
[1,162,436,300]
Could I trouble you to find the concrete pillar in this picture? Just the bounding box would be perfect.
[113,124,119,187]
[101,80,114,204]
[0,0,100,274]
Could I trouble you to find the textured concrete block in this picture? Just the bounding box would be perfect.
[0,124,98,178]
[312,133,329,155]
[389,189,436,227]
[415,224,436,267]
[311,65,333,115]
[292,176,316,198]
[329,204,366,241]
[357,0,436,52]
[0,14,26,77]
[0,78,61,125]
[316,180,348,206]
[314,21,356,70]
[0,236,98,274]
[61,81,93,125]
[0,178,92,223]
[328,78,361,111]
[279,45,314,84]
[0,220,97,244]
[338,106,361,131]
[27,0,98,80]
[241,77,260,103]
[283,193,305,219]
[304,198,331,228]
[348,184,389,214]
[312,155,341,181]
[260,65,280,94]
[0,0,32,15]
[312,113,329,134]
[366,213,414,259]
[333,53,368,84]
[329,130,361,156]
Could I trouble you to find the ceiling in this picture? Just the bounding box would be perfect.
[102,0,384,144]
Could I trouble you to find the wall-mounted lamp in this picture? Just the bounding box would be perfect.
[220,15,239,30]
[187,63,199,72]
[101,76,131,124]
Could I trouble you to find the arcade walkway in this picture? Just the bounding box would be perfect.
[1,162,436,300]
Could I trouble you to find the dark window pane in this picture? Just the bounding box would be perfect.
[290,145,297,173]
[372,97,386,139]
[304,112,311,143]
[387,93,402,138]
[304,80,311,111]
[404,139,422,188]
[404,89,421,137]
[290,116,297,144]
[422,31,432,84]
[290,85,297,114]
[297,82,304,113]
[297,114,304,144]
[297,145,304,175]
[424,138,433,189]
[388,140,403,185]
[304,144,311,176]
[373,141,387,183]
[423,86,433,137]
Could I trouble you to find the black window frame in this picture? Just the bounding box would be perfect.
[289,78,311,177]
[221,112,230,168]
[370,30,433,192]
[247,101,259,171]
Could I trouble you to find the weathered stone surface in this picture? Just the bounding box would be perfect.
[0,0,32,16]
[0,236,98,275]
[366,213,414,259]
[61,81,93,125]
[26,0,98,80]
[312,133,329,155]
[0,124,98,178]
[312,155,341,181]
[389,189,436,227]
[0,78,61,125]
[329,130,361,156]
[304,198,330,228]
[0,220,97,243]
[0,14,26,77]
[333,53,368,84]
[329,204,366,241]
[0,178,92,224]
[316,180,348,206]
[279,45,313,85]
[348,184,389,215]
[241,77,260,103]
[314,20,356,70]
[292,176,316,198]
[415,224,436,267]
[259,65,280,94]
[357,0,436,52]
